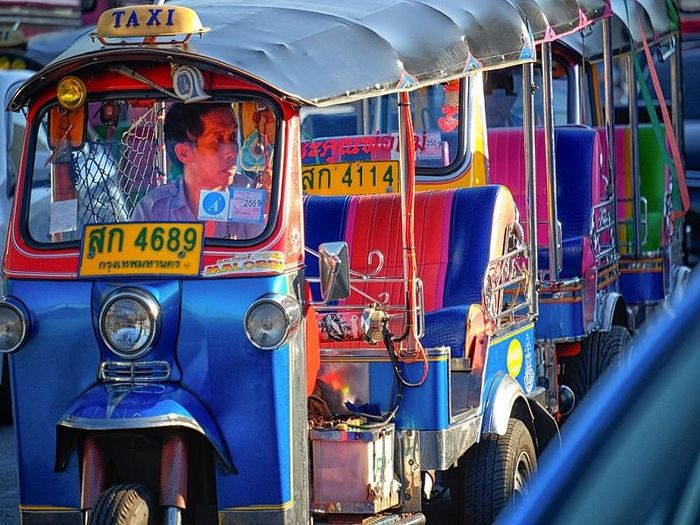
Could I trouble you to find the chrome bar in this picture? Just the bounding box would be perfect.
[397,91,420,345]
[670,36,684,155]
[164,507,182,525]
[627,54,642,256]
[542,42,560,280]
[602,17,619,254]
[308,276,406,285]
[522,63,538,317]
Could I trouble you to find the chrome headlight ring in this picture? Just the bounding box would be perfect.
[99,288,161,359]
[0,297,30,354]
[244,293,302,350]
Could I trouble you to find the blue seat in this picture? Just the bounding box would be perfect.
[304,185,515,358]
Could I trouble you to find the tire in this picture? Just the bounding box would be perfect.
[87,484,159,525]
[0,358,12,426]
[560,325,631,405]
[458,418,536,525]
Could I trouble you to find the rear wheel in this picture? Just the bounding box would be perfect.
[458,418,536,524]
[87,484,159,525]
[560,325,631,404]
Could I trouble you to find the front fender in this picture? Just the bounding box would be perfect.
[58,383,234,472]
[481,373,532,437]
[596,292,629,332]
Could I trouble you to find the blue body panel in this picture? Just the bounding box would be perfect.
[8,274,298,512]
[482,325,537,400]
[619,268,665,304]
[536,301,585,340]
[367,356,449,430]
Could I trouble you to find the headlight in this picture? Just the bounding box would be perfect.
[99,288,160,359]
[0,299,29,353]
[245,293,302,350]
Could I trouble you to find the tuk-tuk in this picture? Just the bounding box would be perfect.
[479,0,637,410]
[296,0,639,414]
[560,0,691,326]
[1,1,560,524]
[0,24,91,426]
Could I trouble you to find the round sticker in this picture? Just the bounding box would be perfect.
[203,192,226,215]
[507,339,524,378]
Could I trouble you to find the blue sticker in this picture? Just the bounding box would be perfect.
[198,190,229,221]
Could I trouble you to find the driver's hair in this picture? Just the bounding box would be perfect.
[164,102,237,171]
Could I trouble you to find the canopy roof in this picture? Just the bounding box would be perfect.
[10,0,535,110]
[561,0,664,61]
[510,0,585,43]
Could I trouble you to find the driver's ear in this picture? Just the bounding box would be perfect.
[174,142,193,164]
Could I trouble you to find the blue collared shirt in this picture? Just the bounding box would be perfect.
[131,177,265,240]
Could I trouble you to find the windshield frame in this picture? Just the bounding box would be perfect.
[19,89,283,252]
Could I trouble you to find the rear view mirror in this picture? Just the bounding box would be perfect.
[318,242,350,302]
[48,105,85,150]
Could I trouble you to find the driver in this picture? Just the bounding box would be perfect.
[131,102,267,239]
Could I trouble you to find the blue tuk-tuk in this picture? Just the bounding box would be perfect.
[0,1,563,524]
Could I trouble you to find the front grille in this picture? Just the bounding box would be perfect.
[98,360,171,382]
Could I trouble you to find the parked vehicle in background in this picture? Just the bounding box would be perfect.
[0,0,81,37]
[676,0,700,266]
[500,267,700,525]
[0,70,53,425]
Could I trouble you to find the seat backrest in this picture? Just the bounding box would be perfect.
[304,185,516,312]
[487,128,549,245]
[599,124,668,252]
[555,126,602,240]
[487,126,603,245]
[596,126,632,223]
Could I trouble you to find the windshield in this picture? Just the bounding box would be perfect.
[485,62,569,128]
[26,97,278,245]
[300,81,464,176]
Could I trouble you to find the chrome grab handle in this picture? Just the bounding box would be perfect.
[415,278,425,339]
[640,196,648,247]
[556,220,563,273]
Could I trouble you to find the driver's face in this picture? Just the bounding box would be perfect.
[185,107,239,188]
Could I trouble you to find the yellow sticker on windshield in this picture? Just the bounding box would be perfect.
[79,223,203,277]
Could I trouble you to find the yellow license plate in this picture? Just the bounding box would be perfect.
[302,161,399,195]
[79,223,204,277]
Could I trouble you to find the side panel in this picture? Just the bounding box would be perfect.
[316,348,450,431]
[10,280,97,511]
[482,324,537,403]
[619,256,665,304]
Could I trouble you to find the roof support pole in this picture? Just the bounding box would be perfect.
[602,16,620,256]
[523,62,539,318]
[542,42,560,281]
[627,52,642,256]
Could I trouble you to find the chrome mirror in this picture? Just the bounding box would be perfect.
[318,242,350,302]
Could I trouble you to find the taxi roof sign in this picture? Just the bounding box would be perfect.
[95,5,209,44]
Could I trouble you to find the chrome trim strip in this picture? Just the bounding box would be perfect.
[98,360,171,382]
[419,415,481,470]
[58,414,205,433]
[320,346,449,360]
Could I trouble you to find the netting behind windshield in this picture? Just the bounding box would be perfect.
[116,104,165,213]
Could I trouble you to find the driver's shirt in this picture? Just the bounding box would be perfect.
[130,177,265,240]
